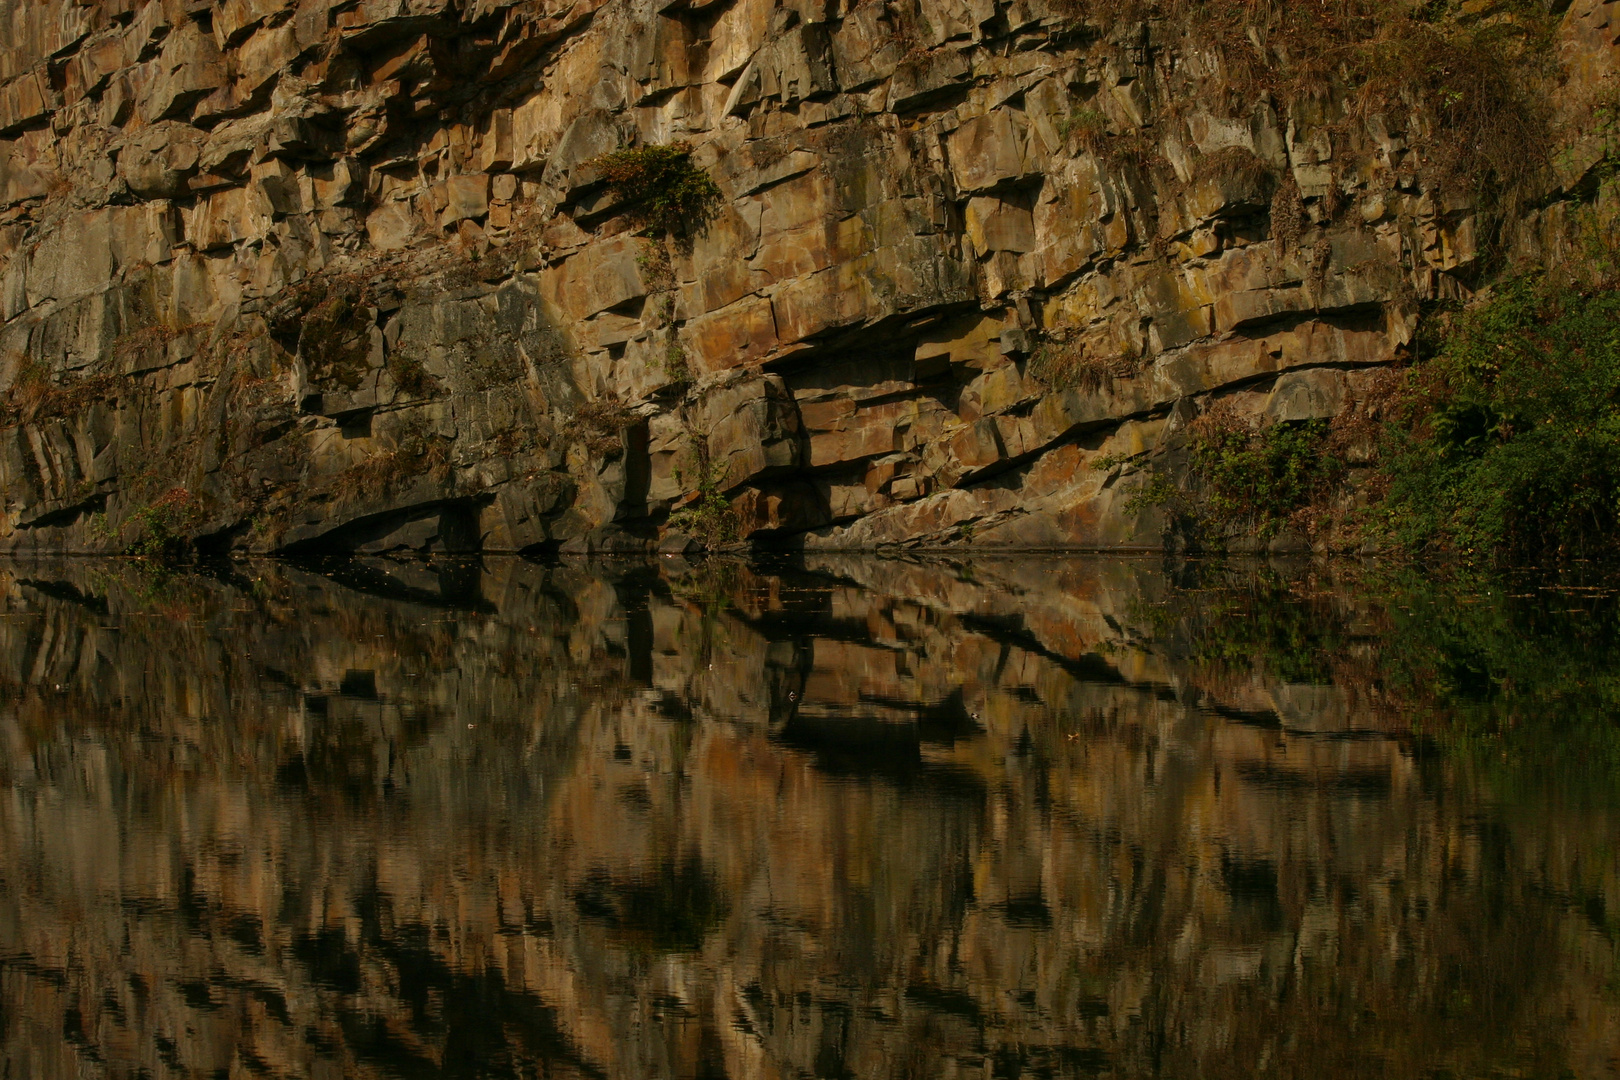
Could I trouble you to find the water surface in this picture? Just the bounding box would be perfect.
[1,556,1616,1078]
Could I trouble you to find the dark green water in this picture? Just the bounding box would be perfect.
[0,556,1616,1079]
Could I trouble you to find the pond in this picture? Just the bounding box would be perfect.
[0,555,1616,1079]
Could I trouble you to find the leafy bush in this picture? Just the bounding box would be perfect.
[1376,279,1620,562]
[587,142,722,241]
[1184,408,1345,539]
[667,485,737,549]
[125,487,206,562]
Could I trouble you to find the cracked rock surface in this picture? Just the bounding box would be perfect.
[0,0,1617,553]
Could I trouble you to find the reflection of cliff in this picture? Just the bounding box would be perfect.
[0,556,1616,1078]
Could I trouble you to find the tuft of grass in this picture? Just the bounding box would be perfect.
[1192,146,1276,193]
[386,352,439,399]
[331,419,451,502]
[1,355,125,429]
[299,284,373,391]
[1057,106,1110,153]
[1028,337,1147,393]
[1270,177,1306,253]
[563,397,634,457]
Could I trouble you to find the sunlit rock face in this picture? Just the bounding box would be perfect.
[0,555,1615,1078]
[0,0,1615,553]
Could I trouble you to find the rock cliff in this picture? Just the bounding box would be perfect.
[0,0,1616,553]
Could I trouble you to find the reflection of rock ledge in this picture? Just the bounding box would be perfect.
[0,555,1613,1078]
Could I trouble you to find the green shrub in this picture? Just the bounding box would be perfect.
[1376,278,1620,562]
[124,487,205,562]
[587,142,722,241]
[668,443,738,548]
[1184,409,1345,539]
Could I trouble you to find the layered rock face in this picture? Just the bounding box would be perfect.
[0,0,1616,553]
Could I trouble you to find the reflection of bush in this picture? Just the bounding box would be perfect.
[571,859,728,953]
[1135,564,1355,685]
[1148,561,1620,805]
[1372,565,1620,805]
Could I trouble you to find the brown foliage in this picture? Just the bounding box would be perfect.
[330,419,451,502]
[1089,0,1552,214]
[0,356,125,430]
[1029,337,1148,393]
[563,398,634,457]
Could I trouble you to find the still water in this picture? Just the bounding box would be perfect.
[0,555,1616,1079]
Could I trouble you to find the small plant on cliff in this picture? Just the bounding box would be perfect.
[1029,337,1146,393]
[636,242,694,385]
[1191,146,1276,194]
[1,355,125,429]
[663,333,693,385]
[588,143,722,242]
[331,418,451,502]
[1374,276,1620,562]
[667,484,738,549]
[1057,106,1110,153]
[124,487,206,562]
[668,438,737,548]
[563,397,634,457]
[386,352,439,400]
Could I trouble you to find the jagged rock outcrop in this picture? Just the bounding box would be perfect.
[0,0,1617,553]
